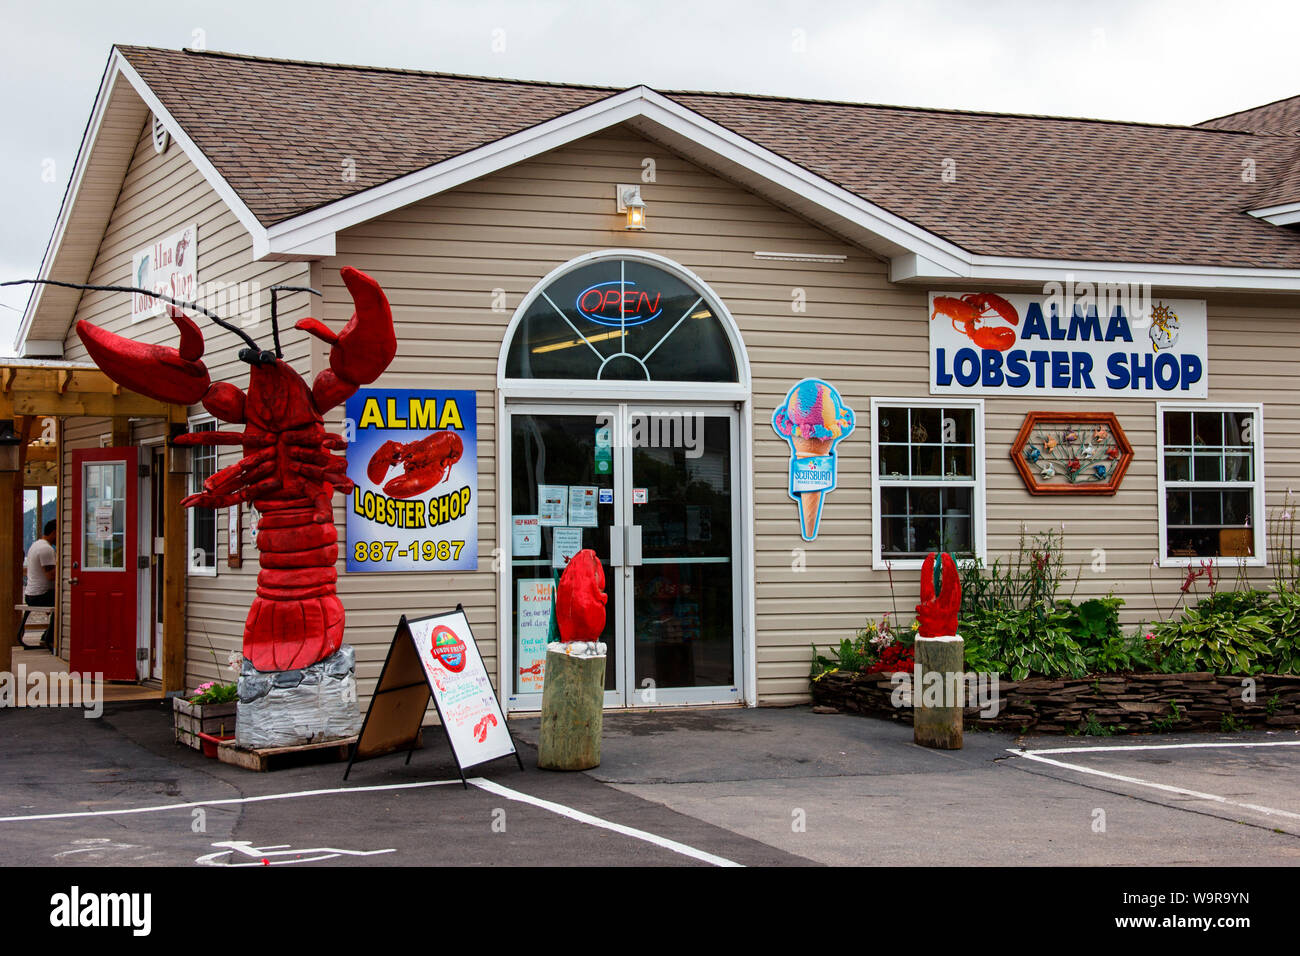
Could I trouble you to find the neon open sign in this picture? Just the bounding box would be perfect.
[575,281,663,328]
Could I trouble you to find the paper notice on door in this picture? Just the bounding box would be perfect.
[512,515,541,557]
[516,578,554,693]
[632,488,648,505]
[552,526,584,568]
[538,485,568,526]
[94,504,114,541]
[598,487,614,505]
[568,486,598,527]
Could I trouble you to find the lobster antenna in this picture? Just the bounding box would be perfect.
[268,285,323,360]
[0,277,266,359]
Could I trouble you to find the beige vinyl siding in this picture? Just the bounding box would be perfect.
[58,112,311,691]
[323,125,1300,708]
[54,115,1300,711]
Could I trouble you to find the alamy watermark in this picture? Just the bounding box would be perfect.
[596,411,703,458]
[890,667,1001,718]
[0,666,103,718]
[1042,275,1153,328]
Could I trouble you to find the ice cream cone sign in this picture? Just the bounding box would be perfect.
[772,379,855,540]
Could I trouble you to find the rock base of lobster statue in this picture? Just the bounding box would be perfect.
[913,635,964,751]
[538,642,606,771]
[235,644,361,750]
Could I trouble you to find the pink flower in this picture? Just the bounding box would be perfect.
[1143,632,1155,641]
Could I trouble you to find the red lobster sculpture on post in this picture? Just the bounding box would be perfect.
[915,551,961,637]
[75,267,396,672]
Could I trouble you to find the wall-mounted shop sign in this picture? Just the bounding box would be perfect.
[929,292,1208,398]
[131,222,197,321]
[1010,411,1134,495]
[772,378,855,540]
[345,388,478,572]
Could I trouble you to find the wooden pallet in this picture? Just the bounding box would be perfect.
[217,735,357,772]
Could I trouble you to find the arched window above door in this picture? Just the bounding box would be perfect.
[503,255,741,382]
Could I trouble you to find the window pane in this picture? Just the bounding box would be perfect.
[1165,490,1190,525]
[942,445,973,479]
[877,407,907,443]
[910,407,941,444]
[1194,411,1223,447]
[1190,491,1221,525]
[1224,453,1252,482]
[1225,414,1253,448]
[503,259,738,382]
[939,487,973,554]
[1164,453,1190,482]
[1163,410,1191,447]
[1192,453,1222,482]
[880,444,908,478]
[190,422,217,568]
[911,445,942,478]
[943,408,974,445]
[880,487,908,517]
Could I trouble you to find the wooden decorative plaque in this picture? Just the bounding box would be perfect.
[1010,411,1133,495]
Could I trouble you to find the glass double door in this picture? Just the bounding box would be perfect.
[506,403,742,710]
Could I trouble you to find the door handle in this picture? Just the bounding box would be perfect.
[609,525,624,567]
[626,525,642,567]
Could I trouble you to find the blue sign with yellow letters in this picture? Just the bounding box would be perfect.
[345,388,478,572]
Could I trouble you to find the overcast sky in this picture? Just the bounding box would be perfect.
[3,0,1299,352]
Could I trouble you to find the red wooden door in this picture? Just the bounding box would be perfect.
[71,447,138,680]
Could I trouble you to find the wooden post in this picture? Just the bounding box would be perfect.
[162,436,188,694]
[913,636,964,750]
[537,648,606,770]
[110,417,130,447]
[0,435,19,681]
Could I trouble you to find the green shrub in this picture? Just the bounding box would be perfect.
[1150,590,1274,674]
[961,604,1087,681]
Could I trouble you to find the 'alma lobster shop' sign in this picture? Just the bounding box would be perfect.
[928,292,1208,398]
[345,388,478,573]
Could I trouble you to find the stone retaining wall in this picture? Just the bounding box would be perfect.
[811,670,1300,733]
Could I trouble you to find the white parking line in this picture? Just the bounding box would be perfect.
[1007,747,1300,823]
[470,777,743,867]
[1013,739,1300,757]
[0,779,462,823]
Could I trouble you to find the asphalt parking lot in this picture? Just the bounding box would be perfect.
[1,702,1298,867]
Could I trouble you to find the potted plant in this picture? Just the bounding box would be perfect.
[174,678,239,752]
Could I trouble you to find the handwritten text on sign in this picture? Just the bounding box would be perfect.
[408,610,514,768]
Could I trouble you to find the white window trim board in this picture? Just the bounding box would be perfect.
[186,414,219,577]
[870,396,987,571]
[1155,402,1266,568]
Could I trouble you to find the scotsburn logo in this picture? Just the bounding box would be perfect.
[49,886,151,936]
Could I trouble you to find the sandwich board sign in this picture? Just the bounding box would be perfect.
[345,605,522,785]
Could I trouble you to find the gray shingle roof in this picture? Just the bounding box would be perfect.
[118,45,1300,269]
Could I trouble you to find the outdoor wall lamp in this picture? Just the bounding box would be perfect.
[616,184,647,230]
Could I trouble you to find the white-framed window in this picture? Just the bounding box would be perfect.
[1157,403,1264,567]
[871,397,986,570]
[188,416,218,575]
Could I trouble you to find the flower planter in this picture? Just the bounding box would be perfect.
[173,696,237,751]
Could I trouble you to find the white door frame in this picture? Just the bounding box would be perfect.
[499,401,747,712]
[495,250,756,714]
[136,436,164,681]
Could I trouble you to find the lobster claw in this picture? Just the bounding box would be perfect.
[915,551,961,638]
[297,266,397,411]
[75,305,212,406]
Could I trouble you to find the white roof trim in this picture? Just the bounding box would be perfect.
[112,52,271,254]
[14,49,277,355]
[21,57,1300,358]
[1247,200,1300,228]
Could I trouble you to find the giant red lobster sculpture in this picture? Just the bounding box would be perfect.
[75,267,396,672]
